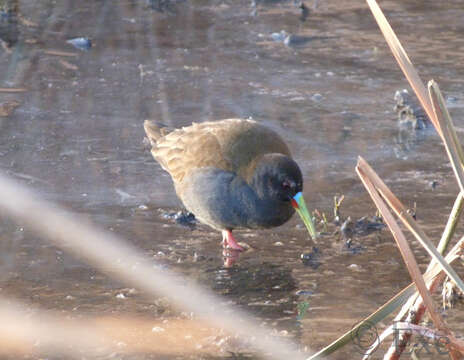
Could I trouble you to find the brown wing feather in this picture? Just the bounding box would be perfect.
[144,118,291,186]
[145,120,232,184]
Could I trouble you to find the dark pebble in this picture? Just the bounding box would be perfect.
[300,247,321,269]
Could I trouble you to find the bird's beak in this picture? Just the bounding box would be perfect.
[291,192,317,242]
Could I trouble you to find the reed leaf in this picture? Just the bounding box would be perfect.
[307,237,464,359]
[365,0,439,133]
[356,159,448,330]
[429,81,464,193]
[357,157,464,294]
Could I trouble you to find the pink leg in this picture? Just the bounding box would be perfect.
[222,230,244,251]
[223,248,239,268]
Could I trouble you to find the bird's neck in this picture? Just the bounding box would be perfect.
[230,177,295,229]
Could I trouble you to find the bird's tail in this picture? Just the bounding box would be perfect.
[143,120,172,146]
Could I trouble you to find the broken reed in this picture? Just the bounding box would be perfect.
[309,1,464,359]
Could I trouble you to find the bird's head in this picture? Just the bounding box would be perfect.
[251,153,302,201]
[251,153,317,241]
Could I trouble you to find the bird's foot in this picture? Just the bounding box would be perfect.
[222,230,245,251]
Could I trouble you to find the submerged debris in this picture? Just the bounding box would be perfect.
[284,34,314,46]
[353,216,385,236]
[147,0,184,13]
[430,180,439,189]
[270,30,315,47]
[344,238,364,255]
[271,30,289,42]
[300,247,321,269]
[340,217,353,239]
[0,100,20,117]
[296,1,310,22]
[394,89,430,130]
[0,4,19,49]
[442,278,463,310]
[392,122,429,160]
[392,90,434,158]
[66,37,92,51]
[161,210,196,229]
[58,59,78,71]
[296,300,310,320]
[340,216,384,239]
[312,194,384,252]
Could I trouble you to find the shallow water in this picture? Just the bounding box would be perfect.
[1,0,464,359]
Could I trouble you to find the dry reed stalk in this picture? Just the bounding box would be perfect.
[405,192,464,315]
[386,322,464,353]
[366,1,464,358]
[0,88,27,92]
[384,194,464,359]
[429,81,464,193]
[383,273,447,359]
[356,158,464,359]
[364,238,464,359]
[356,159,447,330]
[43,49,78,57]
[357,158,464,292]
[309,236,464,360]
[365,0,440,136]
[309,235,464,359]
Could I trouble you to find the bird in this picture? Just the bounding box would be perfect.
[144,118,316,265]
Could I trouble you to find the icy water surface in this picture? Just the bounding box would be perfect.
[1,0,464,359]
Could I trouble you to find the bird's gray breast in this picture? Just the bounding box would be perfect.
[178,168,295,230]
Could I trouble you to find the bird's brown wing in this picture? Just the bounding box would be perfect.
[206,119,291,181]
[145,120,233,185]
[145,118,291,185]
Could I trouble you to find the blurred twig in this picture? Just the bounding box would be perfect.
[0,174,307,360]
[0,297,110,357]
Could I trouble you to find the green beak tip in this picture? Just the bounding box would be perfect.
[293,192,318,241]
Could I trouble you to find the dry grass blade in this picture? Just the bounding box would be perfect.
[43,49,78,57]
[356,158,448,332]
[399,191,464,318]
[356,159,464,359]
[393,323,464,352]
[365,0,439,133]
[357,157,464,294]
[365,1,464,357]
[385,195,464,359]
[402,237,464,320]
[382,256,461,359]
[0,88,27,93]
[434,192,464,262]
[429,81,464,194]
[308,237,464,360]
[307,286,413,360]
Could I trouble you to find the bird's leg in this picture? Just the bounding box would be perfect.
[222,230,244,251]
[222,230,244,267]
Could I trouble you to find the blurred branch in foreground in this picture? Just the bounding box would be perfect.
[0,173,308,360]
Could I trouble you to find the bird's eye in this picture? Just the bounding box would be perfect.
[282,181,291,189]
